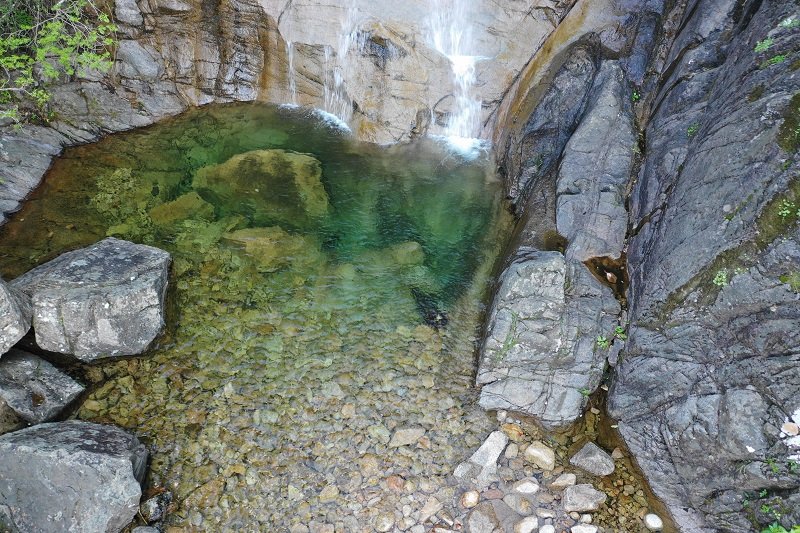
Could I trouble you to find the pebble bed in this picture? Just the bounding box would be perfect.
[0,103,673,532]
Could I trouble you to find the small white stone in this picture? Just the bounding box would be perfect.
[540,526,556,533]
[549,473,576,490]
[644,513,664,531]
[535,508,556,518]
[514,516,539,533]
[505,443,520,459]
[512,477,540,495]
[460,490,480,508]
[497,410,508,422]
[571,526,597,533]
[580,514,592,523]
[374,513,394,532]
[524,441,556,471]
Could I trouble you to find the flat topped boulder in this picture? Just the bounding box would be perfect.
[0,349,85,424]
[477,249,619,429]
[192,149,329,229]
[0,278,31,358]
[11,238,171,361]
[0,421,147,533]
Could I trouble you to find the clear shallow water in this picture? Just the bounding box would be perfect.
[0,103,511,529]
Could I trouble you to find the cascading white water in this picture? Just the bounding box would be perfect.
[286,41,298,106]
[429,0,486,155]
[323,0,361,126]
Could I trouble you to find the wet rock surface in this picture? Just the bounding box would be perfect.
[0,349,85,424]
[10,237,171,360]
[0,420,147,533]
[477,250,619,429]
[608,0,800,530]
[0,279,31,357]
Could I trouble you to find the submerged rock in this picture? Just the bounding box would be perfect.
[0,349,84,424]
[0,279,31,357]
[148,191,215,230]
[10,238,170,361]
[193,149,329,229]
[477,249,618,429]
[222,227,325,273]
[454,430,508,489]
[0,421,147,533]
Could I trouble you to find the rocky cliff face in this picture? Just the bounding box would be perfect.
[491,0,800,530]
[609,0,800,530]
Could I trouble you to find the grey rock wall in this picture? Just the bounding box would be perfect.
[608,0,800,530]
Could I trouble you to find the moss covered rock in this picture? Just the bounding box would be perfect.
[192,149,329,229]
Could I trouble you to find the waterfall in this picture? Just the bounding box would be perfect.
[286,41,298,106]
[323,0,361,127]
[429,0,486,154]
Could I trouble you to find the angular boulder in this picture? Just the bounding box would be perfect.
[0,279,31,357]
[569,442,615,476]
[477,249,619,429]
[0,349,84,424]
[562,484,607,512]
[192,149,329,229]
[0,421,148,533]
[10,238,170,361]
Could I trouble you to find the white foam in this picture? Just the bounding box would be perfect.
[312,108,352,132]
[430,134,490,160]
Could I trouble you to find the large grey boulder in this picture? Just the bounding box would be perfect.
[0,349,85,424]
[477,249,619,429]
[0,279,31,357]
[556,61,634,262]
[11,238,170,361]
[0,421,148,532]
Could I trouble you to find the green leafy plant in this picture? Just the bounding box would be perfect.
[760,488,769,498]
[780,17,800,29]
[613,326,627,340]
[687,122,700,137]
[596,335,610,349]
[766,457,780,475]
[713,269,728,287]
[631,90,640,102]
[578,387,591,397]
[778,199,797,219]
[762,55,788,68]
[0,0,117,124]
[789,459,799,474]
[762,525,800,533]
[755,38,774,53]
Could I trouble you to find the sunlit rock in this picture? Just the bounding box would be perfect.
[11,238,170,361]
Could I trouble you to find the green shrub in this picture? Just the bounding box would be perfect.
[0,0,117,124]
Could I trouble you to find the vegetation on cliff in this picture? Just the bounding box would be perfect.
[0,0,116,124]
